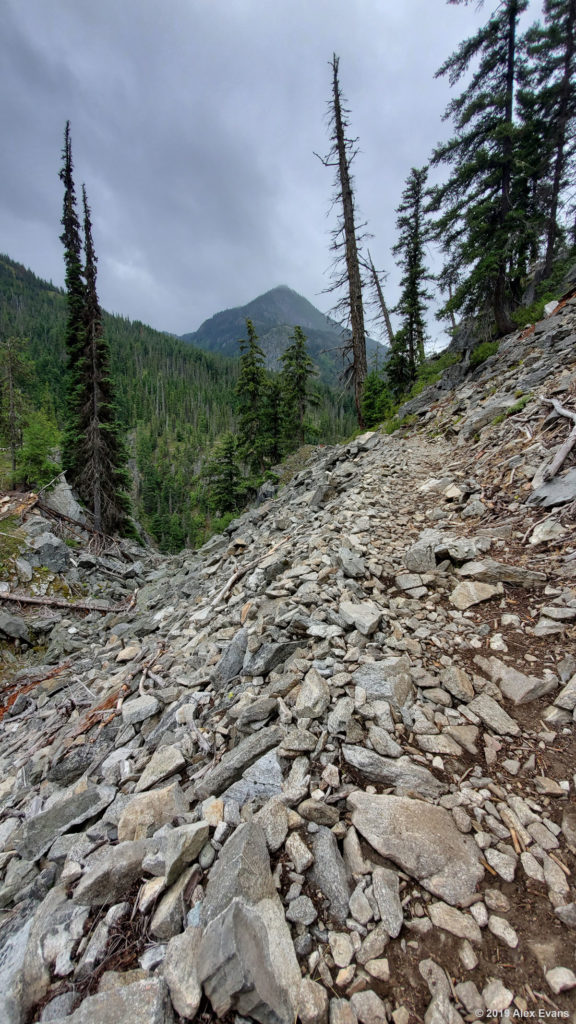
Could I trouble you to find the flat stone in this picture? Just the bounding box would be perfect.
[135,746,186,793]
[476,655,557,704]
[450,581,501,610]
[357,921,390,965]
[352,658,413,711]
[194,726,284,800]
[372,867,403,937]
[338,547,366,578]
[14,786,115,862]
[286,895,317,926]
[297,978,329,1024]
[0,611,30,643]
[122,694,160,726]
[546,966,576,994]
[164,822,209,884]
[162,926,202,1019]
[197,824,300,1024]
[439,666,475,702]
[342,745,445,800]
[255,797,289,852]
[466,694,520,736]
[329,931,354,968]
[349,884,373,924]
[47,977,174,1023]
[428,902,482,942]
[417,734,463,757]
[458,558,546,587]
[488,915,518,948]
[482,978,513,1012]
[295,667,330,718]
[350,989,388,1024]
[285,832,314,873]
[485,848,516,881]
[308,826,350,925]
[118,784,189,842]
[340,600,382,636]
[244,641,301,677]
[365,957,390,981]
[150,865,199,940]
[298,799,340,827]
[368,725,403,758]
[211,628,248,688]
[348,792,484,907]
[28,532,71,572]
[529,467,576,508]
[555,674,576,711]
[74,841,149,906]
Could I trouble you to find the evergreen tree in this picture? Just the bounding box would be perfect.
[279,326,317,449]
[522,0,576,277]
[261,376,284,466]
[0,335,28,472]
[318,55,368,425]
[59,121,86,477]
[75,185,133,534]
[16,411,60,488]
[392,167,432,384]
[204,433,243,514]
[430,1,529,335]
[235,319,267,473]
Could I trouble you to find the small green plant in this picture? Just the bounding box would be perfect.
[470,340,499,367]
[492,394,533,425]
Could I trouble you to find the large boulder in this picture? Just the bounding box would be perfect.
[347,792,484,906]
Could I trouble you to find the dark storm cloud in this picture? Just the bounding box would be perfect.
[1,0,534,343]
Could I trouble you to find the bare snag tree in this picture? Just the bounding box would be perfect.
[317,54,367,426]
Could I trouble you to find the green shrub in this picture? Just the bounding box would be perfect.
[470,340,499,367]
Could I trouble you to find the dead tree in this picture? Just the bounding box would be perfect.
[362,251,395,348]
[316,55,368,426]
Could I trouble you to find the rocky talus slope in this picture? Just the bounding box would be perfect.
[1,301,576,1024]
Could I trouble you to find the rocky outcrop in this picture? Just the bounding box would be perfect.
[1,301,576,1021]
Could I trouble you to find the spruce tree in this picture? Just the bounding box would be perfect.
[430,1,529,335]
[204,433,243,514]
[235,318,267,473]
[0,335,28,473]
[59,121,85,477]
[75,185,133,534]
[522,0,576,277]
[392,167,432,384]
[279,326,317,449]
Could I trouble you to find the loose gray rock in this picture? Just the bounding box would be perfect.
[308,826,350,925]
[348,792,484,906]
[342,745,445,800]
[194,726,284,801]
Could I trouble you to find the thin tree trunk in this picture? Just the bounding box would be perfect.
[543,0,576,278]
[366,251,395,345]
[494,2,518,336]
[331,56,367,426]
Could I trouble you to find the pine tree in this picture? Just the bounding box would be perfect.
[522,0,576,277]
[279,326,317,449]
[0,335,28,472]
[430,0,529,335]
[392,167,432,384]
[317,55,368,425]
[235,318,267,473]
[59,121,86,477]
[75,185,133,534]
[204,433,243,514]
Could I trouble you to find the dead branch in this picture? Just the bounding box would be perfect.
[0,591,126,613]
[209,535,291,607]
[532,397,576,489]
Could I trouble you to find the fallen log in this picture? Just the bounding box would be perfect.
[0,591,125,613]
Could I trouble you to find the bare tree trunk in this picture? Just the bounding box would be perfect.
[331,55,367,426]
[494,2,518,337]
[366,251,395,345]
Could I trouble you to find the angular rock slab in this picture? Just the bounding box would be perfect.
[194,726,284,801]
[14,785,115,862]
[197,823,300,1024]
[342,745,445,800]
[348,792,484,907]
[352,659,413,711]
[48,977,175,1023]
[73,840,150,907]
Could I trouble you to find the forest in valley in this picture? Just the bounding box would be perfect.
[0,0,574,551]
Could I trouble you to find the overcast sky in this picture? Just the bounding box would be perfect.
[1,0,538,347]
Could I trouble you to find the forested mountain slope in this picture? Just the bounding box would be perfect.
[181,284,386,382]
[0,256,356,550]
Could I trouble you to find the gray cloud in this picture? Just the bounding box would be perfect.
[0,0,537,345]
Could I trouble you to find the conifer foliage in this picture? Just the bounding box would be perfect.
[59,123,132,535]
[392,166,432,388]
[430,1,529,335]
[280,326,318,448]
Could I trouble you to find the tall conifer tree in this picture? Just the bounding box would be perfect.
[235,318,267,473]
[59,121,85,477]
[430,1,529,335]
[279,326,317,449]
[392,166,432,385]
